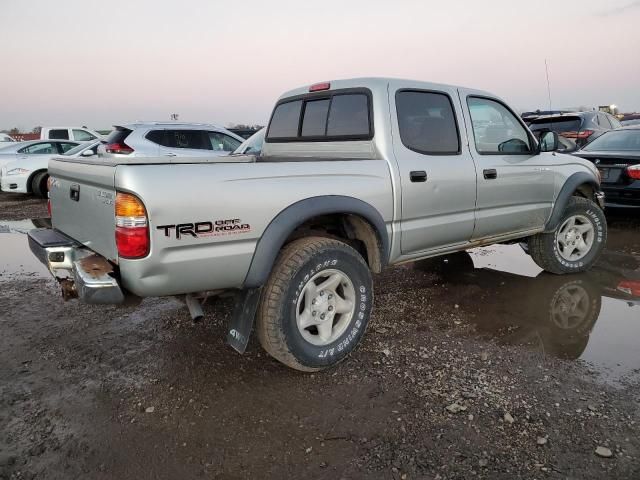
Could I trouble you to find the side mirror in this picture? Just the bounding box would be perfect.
[539,130,559,153]
[81,149,95,157]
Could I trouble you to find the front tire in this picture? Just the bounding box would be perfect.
[31,171,49,198]
[528,196,607,274]
[256,236,373,371]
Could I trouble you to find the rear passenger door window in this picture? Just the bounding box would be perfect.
[396,91,460,154]
[164,130,209,150]
[19,142,57,154]
[467,97,531,154]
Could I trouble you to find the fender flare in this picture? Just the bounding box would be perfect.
[242,195,390,288]
[544,172,599,232]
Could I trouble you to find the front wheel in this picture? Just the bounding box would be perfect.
[31,171,49,198]
[528,196,607,274]
[256,236,373,371]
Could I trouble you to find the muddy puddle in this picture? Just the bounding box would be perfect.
[438,242,640,385]
[0,218,51,280]
[1,217,639,385]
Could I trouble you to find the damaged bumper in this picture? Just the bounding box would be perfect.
[28,228,125,304]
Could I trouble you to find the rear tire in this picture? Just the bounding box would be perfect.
[256,236,373,371]
[31,171,49,198]
[528,196,606,274]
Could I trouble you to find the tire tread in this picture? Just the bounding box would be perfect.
[257,236,369,371]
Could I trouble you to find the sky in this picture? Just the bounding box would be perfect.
[1,0,639,131]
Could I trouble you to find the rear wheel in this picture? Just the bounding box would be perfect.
[30,171,49,198]
[256,236,373,371]
[528,196,606,274]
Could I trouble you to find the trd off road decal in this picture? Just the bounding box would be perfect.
[157,218,251,239]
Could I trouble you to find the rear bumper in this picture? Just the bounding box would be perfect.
[601,182,640,208]
[28,228,125,304]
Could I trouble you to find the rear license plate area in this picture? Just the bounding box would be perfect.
[598,168,609,180]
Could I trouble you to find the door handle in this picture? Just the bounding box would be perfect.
[163,152,177,157]
[410,170,427,182]
[483,169,497,180]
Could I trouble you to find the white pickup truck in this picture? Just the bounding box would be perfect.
[29,77,606,371]
[40,126,103,142]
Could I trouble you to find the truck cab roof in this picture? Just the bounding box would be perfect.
[276,77,493,101]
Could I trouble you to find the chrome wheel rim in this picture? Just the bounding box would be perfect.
[556,215,595,261]
[295,269,355,346]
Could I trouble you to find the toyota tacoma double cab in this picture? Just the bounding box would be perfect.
[28,77,607,371]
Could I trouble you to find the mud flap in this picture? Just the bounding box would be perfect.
[226,287,262,354]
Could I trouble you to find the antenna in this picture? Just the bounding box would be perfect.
[544,59,553,112]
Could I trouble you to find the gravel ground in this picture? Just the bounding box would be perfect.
[1,195,639,479]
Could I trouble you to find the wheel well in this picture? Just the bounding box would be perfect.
[573,183,594,199]
[283,213,384,273]
[26,169,47,193]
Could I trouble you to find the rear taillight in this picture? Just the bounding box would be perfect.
[560,130,594,139]
[106,142,134,155]
[626,165,640,180]
[115,192,149,258]
[617,280,640,297]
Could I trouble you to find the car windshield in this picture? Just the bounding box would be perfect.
[232,129,265,155]
[583,129,640,152]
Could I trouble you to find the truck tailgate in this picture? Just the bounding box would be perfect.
[48,158,118,262]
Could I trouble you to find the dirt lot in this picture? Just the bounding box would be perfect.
[1,193,639,479]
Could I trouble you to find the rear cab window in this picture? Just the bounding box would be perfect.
[48,129,69,140]
[266,88,373,142]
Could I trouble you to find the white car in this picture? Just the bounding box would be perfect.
[0,133,16,146]
[98,122,243,158]
[231,128,265,155]
[40,126,104,142]
[0,140,87,197]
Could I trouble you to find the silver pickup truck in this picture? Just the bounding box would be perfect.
[29,77,607,371]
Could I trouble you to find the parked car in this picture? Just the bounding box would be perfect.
[29,77,606,372]
[621,119,640,127]
[231,128,265,155]
[0,133,16,146]
[1,141,99,198]
[98,122,244,158]
[0,140,79,171]
[40,126,103,142]
[572,126,640,208]
[529,111,622,149]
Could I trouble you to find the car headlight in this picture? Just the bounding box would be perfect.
[6,168,30,176]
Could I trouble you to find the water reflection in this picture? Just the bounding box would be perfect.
[0,218,51,279]
[430,245,640,383]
